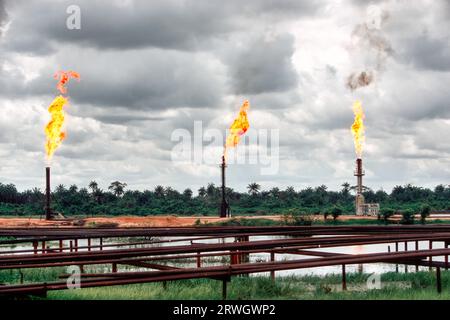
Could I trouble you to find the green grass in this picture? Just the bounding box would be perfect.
[2,267,450,300]
[318,219,384,225]
[204,218,281,227]
[47,272,450,300]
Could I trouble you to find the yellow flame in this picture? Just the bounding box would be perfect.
[45,95,68,161]
[44,71,80,162]
[224,100,250,156]
[351,100,365,158]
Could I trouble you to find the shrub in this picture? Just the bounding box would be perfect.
[323,209,331,221]
[282,208,313,226]
[331,206,343,221]
[420,205,431,224]
[380,208,395,223]
[400,209,415,225]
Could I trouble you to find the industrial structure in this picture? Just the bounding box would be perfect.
[219,155,230,218]
[0,225,449,298]
[354,158,380,216]
[45,167,52,220]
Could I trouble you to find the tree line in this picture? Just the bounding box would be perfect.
[0,181,448,217]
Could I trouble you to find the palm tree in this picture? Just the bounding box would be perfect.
[108,181,127,197]
[341,182,351,199]
[55,184,66,194]
[206,183,216,197]
[183,188,193,199]
[88,181,99,193]
[88,180,103,203]
[154,185,165,197]
[285,186,296,198]
[198,187,207,198]
[247,183,261,196]
[165,187,180,198]
[269,187,280,198]
[341,182,350,193]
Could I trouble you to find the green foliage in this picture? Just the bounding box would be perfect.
[282,208,313,226]
[380,208,395,223]
[4,270,448,300]
[331,206,343,221]
[420,205,431,224]
[208,218,279,227]
[400,209,415,225]
[0,181,448,217]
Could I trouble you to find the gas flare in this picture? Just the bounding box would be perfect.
[224,100,250,156]
[45,96,68,160]
[44,71,80,161]
[350,100,365,158]
[54,70,80,94]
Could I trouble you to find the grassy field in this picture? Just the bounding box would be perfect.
[2,267,450,300]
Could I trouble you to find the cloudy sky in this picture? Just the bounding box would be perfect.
[0,0,449,194]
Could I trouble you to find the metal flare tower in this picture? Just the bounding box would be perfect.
[354,158,365,215]
[45,167,52,220]
[219,155,230,218]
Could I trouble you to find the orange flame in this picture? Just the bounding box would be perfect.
[224,100,250,156]
[54,70,80,94]
[45,96,68,160]
[350,100,365,158]
[45,71,80,161]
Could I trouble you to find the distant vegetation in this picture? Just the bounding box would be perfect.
[0,181,448,217]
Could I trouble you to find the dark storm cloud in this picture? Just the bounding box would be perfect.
[400,32,450,71]
[226,34,298,95]
[0,0,449,192]
[0,0,7,32]
[3,0,324,54]
[0,48,226,111]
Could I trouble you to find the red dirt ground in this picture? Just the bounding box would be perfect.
[0,214,373,228]
[0,214,446,228]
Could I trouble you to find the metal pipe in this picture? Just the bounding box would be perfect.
[404,241,408,273]
[395,242,399,273]
[342,264,347,291]
[270,252,275,281]
[45,167,51,220]
[222,278,227,300]
[197,251,201,268]
[429,240,432,270]
[446,242,449,270]
[5,225,450,243]
[436,267,442,294]
[415,240,419,272]
[5,247,450,295]
[220,155,229,218]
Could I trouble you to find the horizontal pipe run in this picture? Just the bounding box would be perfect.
[3,247,450,295]
[2,233,450,265]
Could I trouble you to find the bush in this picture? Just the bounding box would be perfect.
[331,206,343,221]
[380,208,395,223]
[400,209,415,225]
[282,209,313,226]
[420,205,431,224]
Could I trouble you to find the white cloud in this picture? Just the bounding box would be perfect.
[0,0,448,193]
